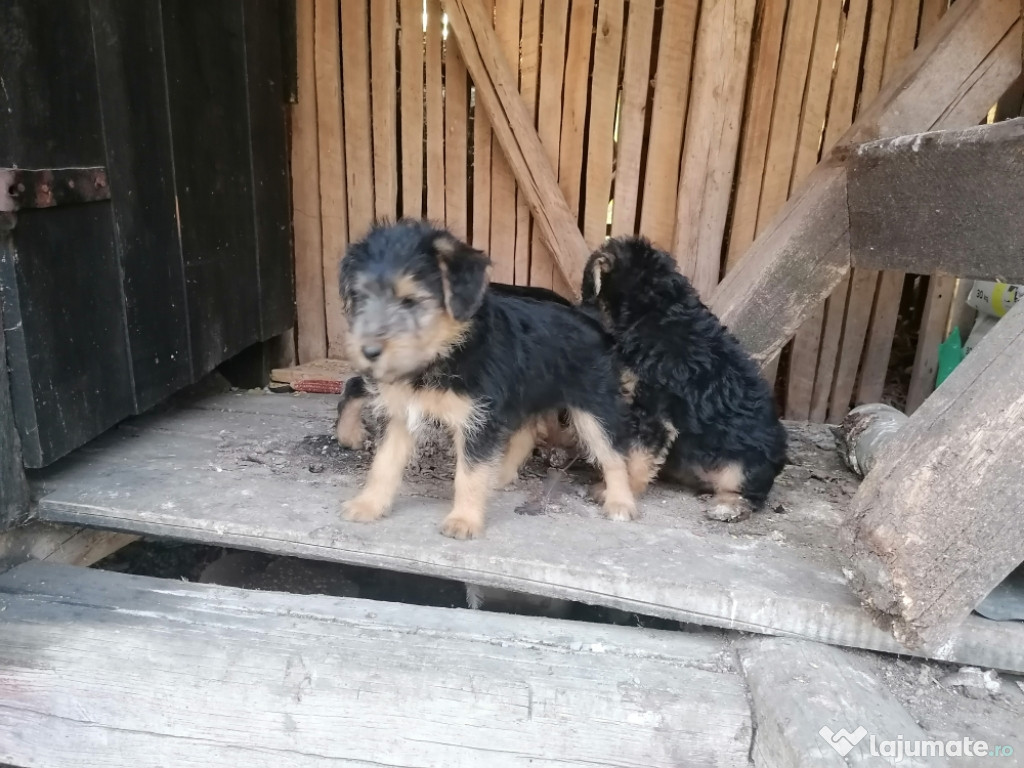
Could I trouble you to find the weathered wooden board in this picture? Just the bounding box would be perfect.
[710,0,1023,366]
[446,0,591,291]
[31,392,1024,672]
[740,637,940,768]
[849,302,1024,648]
[0,523,136,572]
[849,119,1024,281]
[0,320,29,528]
[0,561,753,767]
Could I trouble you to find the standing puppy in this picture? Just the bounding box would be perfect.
[334,282,576,454]
[581,237,787,521]
[340,220,636,538]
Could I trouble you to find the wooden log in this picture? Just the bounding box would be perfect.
[740,637,938,768]
[446,0,592,291]
[290,0,327,362]
[849,119,1024,280]
[0,315,29,528]
[849,302,1024,647]
[673,0,756,297]
[709,0,1023,367]
[0,562,754,767]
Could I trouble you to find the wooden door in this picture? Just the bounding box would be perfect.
[0,0,294,469]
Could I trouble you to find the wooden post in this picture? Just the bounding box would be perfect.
[446,0,591,291]
[848,302,1024,647]
[709,0,1023,365]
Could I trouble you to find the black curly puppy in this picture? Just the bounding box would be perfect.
[334,283,575,452]
[581,236,787,521]
[339,219,636,539]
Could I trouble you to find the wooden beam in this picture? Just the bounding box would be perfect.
[0,562,753,767]
[0,310,29,528]
[0,522,137,572]
[849,118,1024,280]
[849,302,1024,648]
[446,0,591,291]
[34,391,1024,671]
[710,0,1023,365]
[740,638,940,767]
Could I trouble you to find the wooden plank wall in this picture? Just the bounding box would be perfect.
[290,0,1006,421]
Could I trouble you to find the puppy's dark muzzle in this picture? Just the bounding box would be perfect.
[361,343,383,361]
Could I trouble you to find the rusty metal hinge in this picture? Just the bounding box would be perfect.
[0,167,110,213]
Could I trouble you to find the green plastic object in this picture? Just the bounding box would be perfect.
[936,326,964,388]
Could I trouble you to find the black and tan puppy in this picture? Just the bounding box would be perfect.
[339,219,636,538]
[581,236,787,522]
[335,283,575,453]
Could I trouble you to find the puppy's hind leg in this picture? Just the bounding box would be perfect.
[700,462,753,522]
[495,422,538,488]
[343,415,414,523]
[335,376,369,449]
[570,409,638,522]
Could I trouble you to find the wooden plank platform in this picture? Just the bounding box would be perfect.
[30,391,1024,672]
[0,561,752,767]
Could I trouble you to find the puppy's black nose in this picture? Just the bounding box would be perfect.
[361,344,383,361]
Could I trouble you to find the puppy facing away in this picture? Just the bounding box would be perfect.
[339,219,636,539]
[335,282,575,452]
[581,236,787,521]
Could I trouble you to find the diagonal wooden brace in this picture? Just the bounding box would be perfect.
[445,0,590,292]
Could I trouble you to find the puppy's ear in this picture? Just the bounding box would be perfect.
[582,250,613,301]
[433,233,491,321]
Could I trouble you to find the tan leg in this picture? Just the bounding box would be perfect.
[342,417,415,522]
[335,396,368,449]
[441,447,497,540]
[698,463,752,522]
[495,424,537,488]
[570,409,638,522]
[626,446,665,496]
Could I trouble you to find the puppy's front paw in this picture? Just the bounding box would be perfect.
[440,512,484,540]
[603,498,639,522]
[342,494,390,523]
[589,482,607,505]
[705,500,752,523]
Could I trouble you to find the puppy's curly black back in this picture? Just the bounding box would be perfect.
[582,236,787,512]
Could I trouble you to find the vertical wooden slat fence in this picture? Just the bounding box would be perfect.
[290,0,1013,421]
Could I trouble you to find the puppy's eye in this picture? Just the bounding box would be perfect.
[400,296,419,309]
